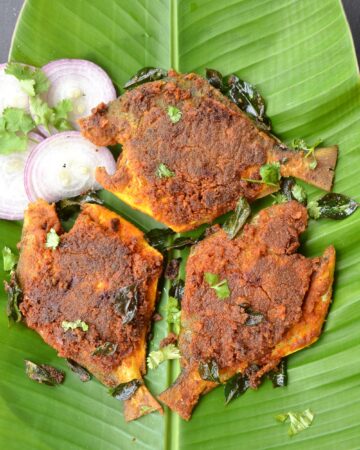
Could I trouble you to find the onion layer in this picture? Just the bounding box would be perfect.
[24,131,116,203]
[40,59,117,133]
[0,133,43,220]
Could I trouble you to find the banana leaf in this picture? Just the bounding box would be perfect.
[1,0,360,448]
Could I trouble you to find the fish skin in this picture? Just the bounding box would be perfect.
[158,201,335,420]
[79,70,337,232]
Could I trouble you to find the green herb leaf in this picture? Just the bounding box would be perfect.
[5,63,50,96]
[205,68,224,90]
[92,342,118,357]
[267,359,288,388]
[45,228,60,250]
[273,178,307,205]
[30,97,73,132]
[156,162,175,178]
[113,284,139,325]
[308,193,358,220]
[223,196,251,239]
[199,360,220,383]
[52,99,73,131]
[0,131,28,154]
[124,67,167,89]
[2,246,18,272]
[165,296,181,334]
[25,360,65,386]
[167,106,182,124]
[292,138,322,170]
[2,107,35,133]
[275,408,314,436]
[56,191,103,220]
[109,379,142,401]
[147,344,181,370]
[205,272,230,299]
[145,228,175,252]
[66,359,91,382]
[61,320,88,332]
[243,162,281,187]
[4,271,23,323]
[224,373,251,404]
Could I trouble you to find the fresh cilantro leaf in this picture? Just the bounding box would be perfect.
[5,63,50,96]
[276,409,315,436]
[292,138,322,171]
[30,97,73,132]
[147,344,181,369]
[156,162,175,178]
[45,228,60,250]
[2,107,35,133]
[291,183,307,204]
[2,246,18,272]
[165,296,181,334]
[243,162,281,187]
[61,319,89,332]
[53,99,73,131]
[0,133,27,154]
[167,106,182,123]
[205,272,231,299]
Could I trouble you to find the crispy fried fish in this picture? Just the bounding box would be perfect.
[158,201,335,420]
[79,70,337,232]
[16,200,163,421]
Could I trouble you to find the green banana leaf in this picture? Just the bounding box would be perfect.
[1,0,360,448]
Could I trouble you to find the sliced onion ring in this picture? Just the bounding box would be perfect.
[24,131,116,203]
[0,133,43,220]
[40,59,116,133]
[0,63,31,114]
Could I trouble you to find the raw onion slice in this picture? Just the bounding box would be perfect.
[0,63,31,114]
[24,131,116,203]
[40,59,116,133]
[0,133,43,220]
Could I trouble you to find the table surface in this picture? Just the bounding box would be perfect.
[0,0,359,63]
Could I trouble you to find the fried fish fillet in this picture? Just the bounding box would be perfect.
[16,200,163,421]
[158,201,335,419]
[79,70,337,232]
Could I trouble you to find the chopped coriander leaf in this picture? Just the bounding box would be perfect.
[30,97,73,132]
[205,272,231,299]
[140,405,152,414]
[167,106,182,123]
[0,133,27,154]
[165,296,181,334]
[156,163,175,178]
[2,246,18,272]
[45,228,60,250]
[61,319,88,332]
[5,63,50,96]
[291,183,307,204]
[243,162,281,187]
[2,108,35,134]
[276,409,314,436]
[147,344,181,369]
[292,138,322,171]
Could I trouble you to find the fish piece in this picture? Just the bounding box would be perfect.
[158,201,335,420]
[16,200,163,421]
[79,70,338,232]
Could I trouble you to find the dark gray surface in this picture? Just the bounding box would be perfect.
[0,0,359,63]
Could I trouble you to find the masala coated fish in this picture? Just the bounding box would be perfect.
[15,200,163,421]
[158,201,335,419]
[80,70,337,232]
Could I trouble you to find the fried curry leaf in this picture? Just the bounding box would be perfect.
[124,67,167,89]
[167,106,182,124]
[274,178,307,205]
[165,257,182,280]
[2,246,18,272]
[206,68,271,130]
[145,228,175,252]
[147,344,181,370]
[61,320,88,332]
[267,359,288,388]
[66,359,91,382]
[5,63,50,96]
[199,360,220,383]
[276,408,315,436]
[56,191,103,220]
[114,284,139,325]
[169,279,185,302]
[109,379,142,401]
[165,296,181,334]
[223,196,251,239]
[242,305,264,326]
[92,342,118,357]
[205,272,231,299]
[156,162,175,178]
[45,228,60,250]
[292,138,322,170]
[4,272,23,323]
[224,373,251,404]
[308,193,358,220]
[25,360,65,386]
